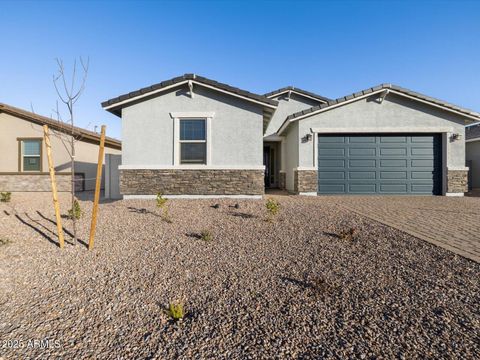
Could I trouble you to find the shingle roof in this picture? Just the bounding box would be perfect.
[264,86,332,103]
[466,124,480,140]
[285,84,480,123]
[0,103,121,149]
[102,74,278,114]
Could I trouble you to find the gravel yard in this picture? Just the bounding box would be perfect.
[0,193,479,359]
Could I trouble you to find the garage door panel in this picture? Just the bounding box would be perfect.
[319,148,345,156]
[349,148,376,156]
[318,171,345,180]
[380,159,407,167]
[319,159,345,168]
[349,136,376,143]
[411,147,434,156]
[350,159,376,167]
[319,136,346,143]
[380,136,407,143]
[319,184,346,193]
[380,171,408,179]
[380,184,408,193]
[349,184,376,193]
[349,171,376,179]
[318,134,441,195]
[380,148,407,156]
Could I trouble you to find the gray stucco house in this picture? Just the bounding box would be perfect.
[466,124,480,190]
[102,74,479,198]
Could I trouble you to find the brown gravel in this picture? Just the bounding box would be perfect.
[0,193,479,359]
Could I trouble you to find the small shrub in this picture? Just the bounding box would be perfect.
[265,198,280,221]
[0,238,11,246]
[166,302,185,321]
[156,192,172,222]
[67,199,83,220]
[0,192,12,203]
[200,229,213,242]
[156,192,167,208]
[339,227,358,241]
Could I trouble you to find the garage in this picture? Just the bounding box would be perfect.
[318,134,442,195]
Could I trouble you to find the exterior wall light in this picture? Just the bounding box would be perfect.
[302,134,313,143]
[451,133,462,141]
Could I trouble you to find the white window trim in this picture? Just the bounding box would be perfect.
[171,112,215,166]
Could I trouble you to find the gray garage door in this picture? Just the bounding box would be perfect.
[318,134,442,195]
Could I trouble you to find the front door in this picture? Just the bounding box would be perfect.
[263,146,271,187]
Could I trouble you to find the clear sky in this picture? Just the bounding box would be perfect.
[1,0,479,139]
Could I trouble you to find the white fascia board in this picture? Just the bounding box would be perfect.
[267,90,328,104]
[310,127,455,134]
[263,134,284,142]
[124,194,263,200]
[104,81,277,111]
[119,165,265,170]
[170,111,215,119]
[278,89,480,135]
[466,138,480,143]
[448,166,469,171]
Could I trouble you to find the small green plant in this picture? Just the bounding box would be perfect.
[67,199,83,220]
[0,192,12,203]
[0,238,11,246]
[339,227,358,241]
[156,192,172,223]
[166,302,185,321]
[200,229,213,242]
[265,198,280,222]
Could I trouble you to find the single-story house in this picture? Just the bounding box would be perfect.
[466,124,480,190]
[0,103,122,192]
[102,74,479,198]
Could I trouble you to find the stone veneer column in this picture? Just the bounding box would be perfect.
[447,169,468,194]
[279,171,286,190]
[294,170,318,194]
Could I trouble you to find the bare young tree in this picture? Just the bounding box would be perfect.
[52,57,89,245]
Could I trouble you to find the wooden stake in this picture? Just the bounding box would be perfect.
[43,125,65,249]
[88,125,106,250]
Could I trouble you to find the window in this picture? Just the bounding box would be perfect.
[179,119,206,164]
[21,139,42,172]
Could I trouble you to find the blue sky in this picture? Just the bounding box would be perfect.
[1,0,479,139]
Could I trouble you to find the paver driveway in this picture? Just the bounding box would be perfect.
[328,196,480,262]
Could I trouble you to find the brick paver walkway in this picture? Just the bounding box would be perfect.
[330,196,480,263]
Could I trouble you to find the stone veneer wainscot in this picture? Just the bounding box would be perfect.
[120,169,265,195]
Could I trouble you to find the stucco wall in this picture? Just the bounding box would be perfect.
[122,85,264,167]
[0,112,121,191]
[466,140,480,189]
[264,93,319,137]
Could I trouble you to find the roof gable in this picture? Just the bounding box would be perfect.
[0,103,121,149]
[102,74,278,117]
[278,84,480,135]
[466,123,480,140]
[264,86,331,104]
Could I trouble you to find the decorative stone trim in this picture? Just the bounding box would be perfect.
[279,171,286,190]
[447,169,468,194]
[294,170,318,193]
[120,169,265,196]
[0,174,71,192]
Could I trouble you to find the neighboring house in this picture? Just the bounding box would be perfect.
[466,124,480,190]
[102,74,479,198]
[0,103,122,192]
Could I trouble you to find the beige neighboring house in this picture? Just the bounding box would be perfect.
[0,102,121,192]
